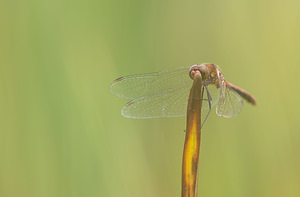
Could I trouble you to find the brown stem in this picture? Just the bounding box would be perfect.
[182,72,203,197]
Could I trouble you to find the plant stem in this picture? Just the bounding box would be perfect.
[182,72,203,197]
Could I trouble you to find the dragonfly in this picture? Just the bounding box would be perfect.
[110,63,256,122]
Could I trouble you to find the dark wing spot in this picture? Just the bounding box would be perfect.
[113,77,124,83]
[125,100,135,106]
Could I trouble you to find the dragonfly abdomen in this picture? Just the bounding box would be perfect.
[227,82,257,105]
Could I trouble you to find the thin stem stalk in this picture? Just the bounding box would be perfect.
[181,72,203,197]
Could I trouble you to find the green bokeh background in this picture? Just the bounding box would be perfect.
[1,0,300,197]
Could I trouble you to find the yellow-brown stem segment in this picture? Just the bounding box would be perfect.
[182,72,203,197]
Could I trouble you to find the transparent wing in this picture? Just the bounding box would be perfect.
[121,82,191,118]
[121,81,220,119]
[110,65,191,99]
[216,85,243,118]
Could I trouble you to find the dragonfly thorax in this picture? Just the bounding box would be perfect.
[189,65,209,81]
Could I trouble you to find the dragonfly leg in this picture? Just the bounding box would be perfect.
[198,85,212,133]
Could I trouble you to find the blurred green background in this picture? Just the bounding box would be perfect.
[1,0,300,197]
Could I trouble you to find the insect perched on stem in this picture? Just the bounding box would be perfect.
[110,63,256,124]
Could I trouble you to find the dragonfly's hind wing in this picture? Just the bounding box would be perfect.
[110,66,191,99]
[121,82,192,119]
[216,86,243,118]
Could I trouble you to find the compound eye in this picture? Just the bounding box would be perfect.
[189,65,200,79]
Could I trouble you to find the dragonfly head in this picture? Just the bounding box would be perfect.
[189,65,209,81]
